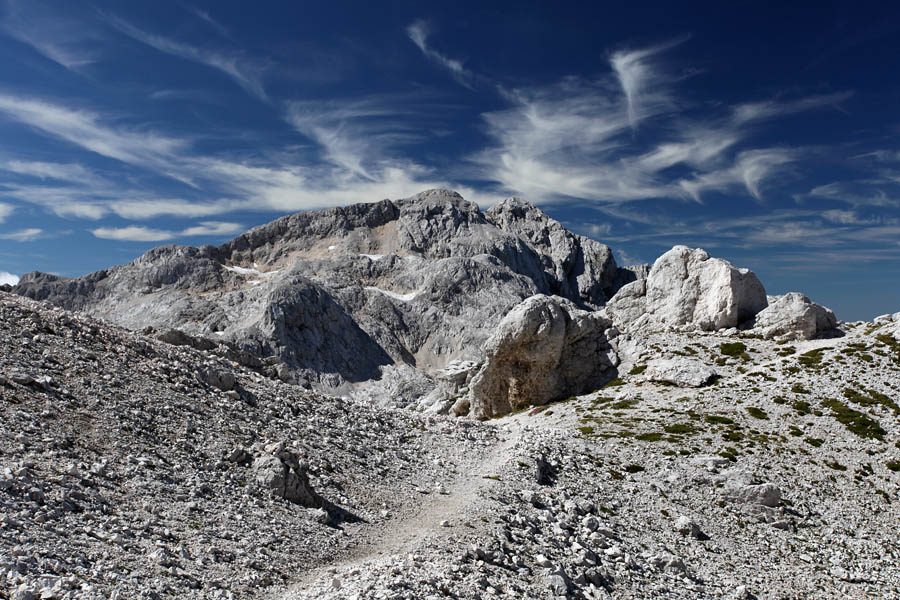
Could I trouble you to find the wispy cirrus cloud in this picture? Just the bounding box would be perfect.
[189,6,231,39]
[610,36,687,128]
[732,92,853,126]
[0,95,188,176]
[0,227,42,241]
[106,15,269,101]
[90,225,175,242]
[91,221,243,242]
[406,20,474,89]
[678,148,801,202]
[473,39,851,209]
[0,91,493,217]
[0,202,13,223]
[1,0,99,70]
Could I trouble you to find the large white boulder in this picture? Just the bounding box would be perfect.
[604,245,767,332]
[750,292,837,340]
[461,295,618,419]
[646,246,767,330]
[644,358,718,388]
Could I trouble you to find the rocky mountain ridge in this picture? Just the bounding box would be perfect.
[12,190,838,418]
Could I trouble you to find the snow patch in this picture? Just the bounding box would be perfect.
[224,265,279,278]
[360,254,385,261]
[364,286,419,302]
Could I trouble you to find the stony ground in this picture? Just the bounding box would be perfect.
[2,290,899,599]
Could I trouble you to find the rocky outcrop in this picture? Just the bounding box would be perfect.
[252,445,322,507]
[460,295,618,420]
[748,293,838,340]
[644,358,717,388]
[13,190,620,402]
[874,311,900,341]
[604,245,768,333]
[645,246,767,330]
[603,279,647,327]
[485,198,618,307]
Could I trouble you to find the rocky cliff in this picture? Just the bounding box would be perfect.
[14,190,627,409]
[13,189,841,416]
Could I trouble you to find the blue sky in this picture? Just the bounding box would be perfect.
[1,0,900,320]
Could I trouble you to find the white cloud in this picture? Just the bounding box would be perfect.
[91,221,243,242]
[180,221,243,236]
[732,92,853,125]
[0,228,42,241]
[190,7,231,39]
[2,159,98,183]
[91,226,174,242]
[610,37,686,128]
[107,16,268,101]
[614,248,643,267]
[109,198,239,219]
[804,182,899,207]
[0,202,13,223]
[0,271,19,285]
[678,148,800,202]
[1,0,98,69]
[0,95,187,174]
[406,20,474,89]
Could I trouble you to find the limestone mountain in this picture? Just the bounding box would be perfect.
[13,190,627,404]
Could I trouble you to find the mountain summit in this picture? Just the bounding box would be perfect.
[14,190,631,405]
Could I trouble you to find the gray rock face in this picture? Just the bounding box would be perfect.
[13,190,620,402]
[604,245,769,333]
[253,450,322,507]
[644,358,717,388]
[726,482,782,508]
[603,279,647,327]
[485,198,617,307]
[749,293,838,340]
[463,295,618,419]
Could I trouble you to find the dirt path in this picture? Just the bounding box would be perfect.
[277,420,523,599]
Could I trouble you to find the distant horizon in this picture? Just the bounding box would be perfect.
[1,1,899,321]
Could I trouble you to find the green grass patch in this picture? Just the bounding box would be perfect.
[792,400,811,415]
[822,398,886,440]
[628,364,647,375]
[843,388,900,415]
[705,414,735,426]
[635,432,664,442]
[603,378,625,388]
[624,464,645,474]
[805,437,824,448]
[825,460,847,471]
[798,348,825,369]
[746,406,769,420]
[886,460,900,472]
[610,398,639,410]
[663,423,698,435]
[720,342,747,356]
[791,383,810,395]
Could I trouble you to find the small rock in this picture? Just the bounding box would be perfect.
[675,515,703,539]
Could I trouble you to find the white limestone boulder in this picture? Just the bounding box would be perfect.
[462,295,617,419]
[603,245,768,333]
[645,246,767,331]
[749,292,838,340]
[644,358,717,388]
